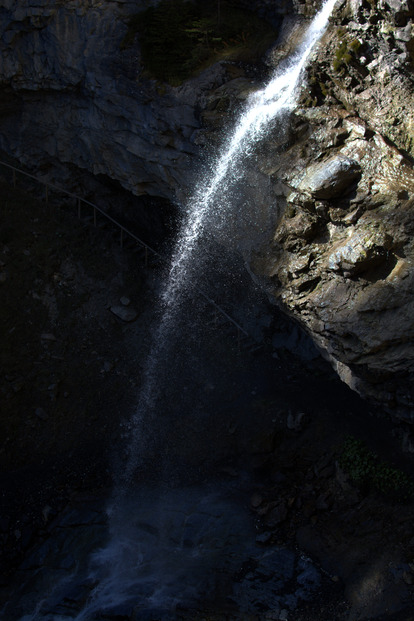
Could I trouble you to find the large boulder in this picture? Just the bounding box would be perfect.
[295,155,361,199]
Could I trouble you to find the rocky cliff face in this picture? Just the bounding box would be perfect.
[0,0,217,201]
[251,0,414,420]
[1,0,414,422]
[0,0,297,202]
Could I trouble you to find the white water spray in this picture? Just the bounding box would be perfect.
[69,1,339,618]
[122,0,338,483]
[166,0,338,295]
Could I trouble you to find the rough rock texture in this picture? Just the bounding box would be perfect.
[0,0,291,203]
[0,0,223,201]
[251,0,414,420]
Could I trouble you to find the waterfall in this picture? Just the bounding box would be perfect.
[121,0,338,483]
[79,0,338,617]
[82,1,337,617]
[15,2,338,619]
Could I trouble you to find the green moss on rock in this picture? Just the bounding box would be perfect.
[333,36,362,73]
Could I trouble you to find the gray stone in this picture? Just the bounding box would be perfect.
[102,361,114,373]
[265,500,288,527]
[327,228,392,274]
[110,305,138,322]
[394,25,412,41]
[256,531,273,544]
[41,333,56,341]
[251,493,264,508]
[287,411,308,431]
[297,156,362,199]
[402,570,414,585]
[34,407,48,421]
[386,0,410,11]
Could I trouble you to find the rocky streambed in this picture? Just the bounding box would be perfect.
[1,182,414,619]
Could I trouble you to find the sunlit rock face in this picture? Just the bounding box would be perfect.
[251,0,414,420]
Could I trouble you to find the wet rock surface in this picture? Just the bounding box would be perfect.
[295,155,362,200]
[0,488,326,620]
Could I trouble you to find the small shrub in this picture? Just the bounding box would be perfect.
[333,37,362,73]
[339,436,414,502]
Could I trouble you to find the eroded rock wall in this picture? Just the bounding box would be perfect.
[252,0,414,419]
[0,0,293,202]
[0,0,223,200]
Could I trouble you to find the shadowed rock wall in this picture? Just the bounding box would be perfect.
[0,0,290,201]
[0,0,219,200]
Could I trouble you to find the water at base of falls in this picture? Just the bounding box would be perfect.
[3,1,338,619]
[6,483,322,621]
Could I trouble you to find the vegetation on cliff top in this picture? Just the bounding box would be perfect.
[122,0,277,85]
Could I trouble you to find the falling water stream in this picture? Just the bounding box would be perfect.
[122,0,338,485]
[8,1,339,619]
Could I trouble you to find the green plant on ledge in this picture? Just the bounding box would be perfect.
[333,32,362,73]
[121,0,277,86]
[339,435,414,502]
